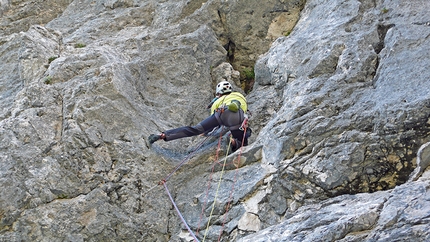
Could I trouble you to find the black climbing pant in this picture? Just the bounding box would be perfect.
[163,109,249,150]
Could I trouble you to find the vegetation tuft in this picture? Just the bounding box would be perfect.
[44,76,53,84]
[242,67,255,80]
[48,56,58,64]
[74,43,86,48]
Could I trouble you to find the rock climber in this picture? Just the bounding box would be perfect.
[148,81,251,153]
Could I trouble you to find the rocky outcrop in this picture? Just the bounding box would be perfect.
[0,0,72,36]
[0,0,429,241]
[239,173,430,241]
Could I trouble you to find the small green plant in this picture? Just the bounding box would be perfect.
[284,31,291,37]
[48,56,58,64]
[74,43,86,48]
[381,8,389,14]
[242,67,255,80]
[44,76,53,84]
[57,194,68,199]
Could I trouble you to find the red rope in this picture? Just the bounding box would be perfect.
[196,129,224,235]
[217,126,247,241]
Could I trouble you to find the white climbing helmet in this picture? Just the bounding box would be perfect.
[216,81,232,95]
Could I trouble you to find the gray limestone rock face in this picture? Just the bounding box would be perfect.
[241,0,430,240]
[1,0,430,241]
[0,0,73,36]
[239,179,430,242]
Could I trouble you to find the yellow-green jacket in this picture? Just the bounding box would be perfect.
[210,92,247,114]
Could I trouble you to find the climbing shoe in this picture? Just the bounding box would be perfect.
[148,134,161,144]
[228,100,241,112]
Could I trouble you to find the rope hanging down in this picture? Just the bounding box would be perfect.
[162,180,200,242]
[202,138,232,241]
[218,126,247,241]
[197,131,228,234]
[145,124,247,242]
[158,136,210,242]
[200,126,247,241]
[196,129,225,235]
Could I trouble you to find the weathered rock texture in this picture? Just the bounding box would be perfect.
[0,0,429,241]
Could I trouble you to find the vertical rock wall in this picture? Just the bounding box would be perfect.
[1,0,429,241]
